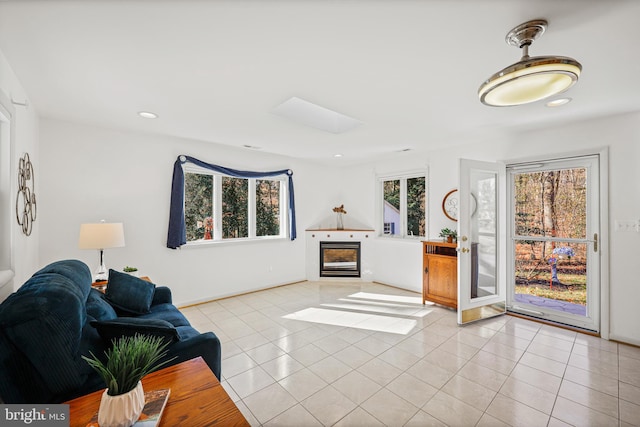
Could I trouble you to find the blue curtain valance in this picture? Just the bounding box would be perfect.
[167,155,296,249]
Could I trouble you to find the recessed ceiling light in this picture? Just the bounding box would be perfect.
[546,98,572,107]
[138,111,158,119]
[334,154,343,158]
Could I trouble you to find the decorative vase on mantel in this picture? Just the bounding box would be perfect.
[98,381,145,427]
[336,213,344,230]
[332,204,347,230]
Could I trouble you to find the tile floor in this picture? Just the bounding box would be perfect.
[180,280,640,426]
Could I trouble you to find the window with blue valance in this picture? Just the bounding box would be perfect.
[167,155,296,249]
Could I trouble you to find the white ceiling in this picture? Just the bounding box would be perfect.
[1,0,639,165]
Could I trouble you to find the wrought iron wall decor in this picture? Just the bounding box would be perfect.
[16,153,37,236]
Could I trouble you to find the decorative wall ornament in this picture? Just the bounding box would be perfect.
[16,153,36,236]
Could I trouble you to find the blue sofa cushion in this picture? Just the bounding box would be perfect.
[86,289,117,321]
[91,318,179,345]
[105,269,155,315]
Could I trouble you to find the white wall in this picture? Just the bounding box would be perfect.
[342,112,640,345]
[38,119,336,306]
[0,50,40,301]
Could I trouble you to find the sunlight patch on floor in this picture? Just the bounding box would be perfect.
[282,307,417,335]
[321,298,433,317]
[347,291,423,305]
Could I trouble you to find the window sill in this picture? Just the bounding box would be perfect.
[183,236,288,248]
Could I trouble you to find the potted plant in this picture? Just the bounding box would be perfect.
[439,227,458,243]
[82,334,174,427]
[123,266,139,277]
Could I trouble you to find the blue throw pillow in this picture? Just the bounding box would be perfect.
[91,318,179,345]
[86,289,117,321]
[105,269,155,315]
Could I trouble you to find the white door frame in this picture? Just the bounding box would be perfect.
[505,148,609,337]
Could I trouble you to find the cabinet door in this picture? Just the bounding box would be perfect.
[426,255,457,307]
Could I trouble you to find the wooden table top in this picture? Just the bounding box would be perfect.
[66,357,249,427]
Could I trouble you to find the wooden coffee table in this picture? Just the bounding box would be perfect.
[66,356,249,427]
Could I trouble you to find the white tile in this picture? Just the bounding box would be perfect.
[333,407,384,427]
[352,335,393,356]
[377,346,420,371]
[563,365,618,397]
[457,361,508,392]
[404,410,448,427]
[333,345,374,369]
[226,365,275,398]
[519,352,567,377]
[406,359,456,389]
[260,354,305,381]
[386,372,438,408]
[332,370,381,404]
[263,403,322,427]
[245,342,286,364]
[558,379,619,419]
[620,399,640,426]
[441,374,497,411]
[470,349,517,375]
[422,391,483,426]
[499,377,557,415]
[242,382,297,425]
[278,368,327,401]
[552,396,619,427]
[527,340,571,364]
[288,343,330,366]
[222,352,257,379]
[509,364,562,394]
[486,393,550,427]
[301,385,357,426]
[179,282,631,427]
[356,357,402,386]
[360,388,419,426]
[308,355,352,383]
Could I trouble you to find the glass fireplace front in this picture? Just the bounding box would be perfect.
[320,241,361,278]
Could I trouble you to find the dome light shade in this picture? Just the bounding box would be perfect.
[479,19,582,107]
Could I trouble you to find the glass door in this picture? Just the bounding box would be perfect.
[507,155,600,332]
[457,159,507,325]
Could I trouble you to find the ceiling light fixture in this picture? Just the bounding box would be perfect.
[478,19,581,107]
[138,111,158,119]
[334,154,343,158]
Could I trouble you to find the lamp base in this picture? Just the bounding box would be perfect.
[95,249,108,281]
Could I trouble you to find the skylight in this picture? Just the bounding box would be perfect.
[272,97,362,134]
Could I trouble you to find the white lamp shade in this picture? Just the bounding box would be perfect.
[78,223,126,250]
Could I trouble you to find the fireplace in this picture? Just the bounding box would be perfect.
[320,241,361,278]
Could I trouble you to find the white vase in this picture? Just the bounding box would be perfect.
[98,381,145,427]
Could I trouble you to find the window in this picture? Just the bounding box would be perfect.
[184,170,286,243]
[379,172,426,238]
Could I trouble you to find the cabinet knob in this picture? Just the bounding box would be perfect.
[424,267,428,274]
[461,236,468,242]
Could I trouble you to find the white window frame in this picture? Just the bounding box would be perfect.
[183,164,288,245]
[377,169,428,240]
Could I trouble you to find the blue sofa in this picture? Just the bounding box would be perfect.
[0,260,221,404]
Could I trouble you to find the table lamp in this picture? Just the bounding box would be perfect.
[78,221,125,281]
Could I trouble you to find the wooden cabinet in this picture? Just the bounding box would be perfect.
[422,241,457,309]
